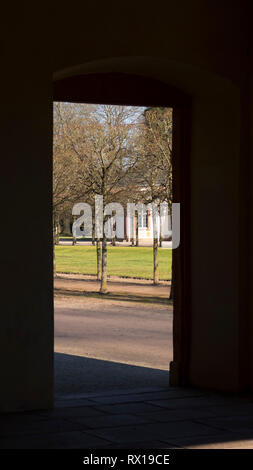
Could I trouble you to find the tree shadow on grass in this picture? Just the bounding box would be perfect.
[56,273,171,286]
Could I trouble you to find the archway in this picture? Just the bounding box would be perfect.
[53,71,192,387]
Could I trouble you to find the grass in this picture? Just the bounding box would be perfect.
[55,245,172,280]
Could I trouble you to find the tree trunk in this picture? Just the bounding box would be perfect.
[92,213,95,245]
[159,211,163,247]
[169,256,173,300]
[111,213,116,246]
[54,217,60,245]
[96,238,102,280]
[159,219,163,247]
[135,216,139,247]
[152,204,159,285]
[53,215,58,276]
[111,217,116,246]
[100,235,107,293]
[72,215,77,245]
[153,237,159,285]
[63,218,71,235]
[169,209,173,300]
[53,246,56,276]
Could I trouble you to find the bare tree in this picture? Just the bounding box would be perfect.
[54,103,103,278]
[53,103,172,292]
[53,103,80,271]
[135,107,173,287]
[60,104,142,293]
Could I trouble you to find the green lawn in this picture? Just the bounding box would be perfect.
[55,245,172,280]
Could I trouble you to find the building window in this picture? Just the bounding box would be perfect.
[138,209,148,228]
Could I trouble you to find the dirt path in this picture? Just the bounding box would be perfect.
[55,273,171,302]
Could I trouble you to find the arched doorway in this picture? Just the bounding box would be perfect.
[53,72,192,388]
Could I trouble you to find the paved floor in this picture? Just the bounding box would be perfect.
[2,386,253,448]
[2,285,253,449]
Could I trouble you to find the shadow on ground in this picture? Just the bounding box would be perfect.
[55,352,170,397]
[2,357,253,448]
[54,288,171,305]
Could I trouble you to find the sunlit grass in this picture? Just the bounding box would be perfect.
[55,245,172,280]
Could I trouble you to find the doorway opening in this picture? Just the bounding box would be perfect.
[53,72,191,399]
[53,102,173,396]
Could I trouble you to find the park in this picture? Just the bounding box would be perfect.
[53,103,174,395]
[55,245,172,281]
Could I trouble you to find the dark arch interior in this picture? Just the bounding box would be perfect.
[53,72,190,107]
